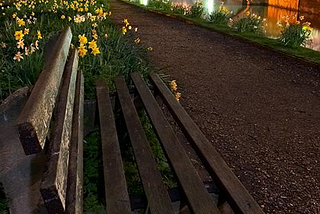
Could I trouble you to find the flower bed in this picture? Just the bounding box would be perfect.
[0,0,150,100]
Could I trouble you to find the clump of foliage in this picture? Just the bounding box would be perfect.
[187,1,204,19]
[231,12,265,33]
[279,16,312,48]
[149,0,172,11]
[209,3,232,25]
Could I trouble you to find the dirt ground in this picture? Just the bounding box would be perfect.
[110,1,320,213]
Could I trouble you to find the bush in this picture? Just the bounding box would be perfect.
[232,12,264,33]
[279,18,312,48]
[149,0,172,11]
[209,4,232,25]
[187,1,204,19]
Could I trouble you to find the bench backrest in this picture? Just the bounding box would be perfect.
[16,27,84,214]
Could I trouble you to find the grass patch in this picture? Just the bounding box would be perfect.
[83,130,106,214]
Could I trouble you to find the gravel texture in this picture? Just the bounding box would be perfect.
[110,1,320,213]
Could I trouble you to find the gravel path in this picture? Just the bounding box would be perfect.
[110,1,320,213]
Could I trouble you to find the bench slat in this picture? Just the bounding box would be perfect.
[115,77,175,214]
[131,72,220,214]
[65,71,84,214]
[96,79,132,214]
[149,73,264,214]
[17,27,72,155]
[40,49,79,214]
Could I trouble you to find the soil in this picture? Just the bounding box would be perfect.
[110,1,320,213]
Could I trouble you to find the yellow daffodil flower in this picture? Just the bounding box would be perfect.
[91,47,100,55]
[14,30,24,40]
[37,30,42,39]
[24,28,29,35]
[78,34,88,44]
[78,44,87,57]
[88,40,97,49]
[124,18,129,27]
[170,80,177,91]
[122,26,127,35]
[17,18,25,27]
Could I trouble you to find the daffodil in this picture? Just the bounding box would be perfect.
[170,80,177,91]
[35,40,39,49]
[61,14,65,19]
[24,28,29,35]
[91,47,100,55]
[88,40,97,49]
[78,34,88,44]
[122,26,127,35]
[14,30,24,40]
[25,47,29,56]
[17,18,25,27]
[17,39,24,49]
[95,7,103,16]
[13,52,24,62]
[78,45,87,57]
[37,30,42,39]
[134,37,140,44]
[147,46,153,51]
[124,18,129,27]
[30,43,36,54]
[12,13,17,18]
[175,92,181,101]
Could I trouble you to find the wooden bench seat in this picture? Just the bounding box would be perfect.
[96,72,264,214]
[14,28,263,214]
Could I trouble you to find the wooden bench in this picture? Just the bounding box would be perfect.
[96,72,264,214]
[15,27,263,214]
[16,27,84,214]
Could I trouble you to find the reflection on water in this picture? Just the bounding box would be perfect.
[141,0,320,51]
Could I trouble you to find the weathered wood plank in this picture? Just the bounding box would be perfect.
[149,73,264,214]
[40,49,79,214]
[17,27,72,155]
[96,79,132,214]
[115,77,175,214]
[131,72,220,214]
[65,71,84,214]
